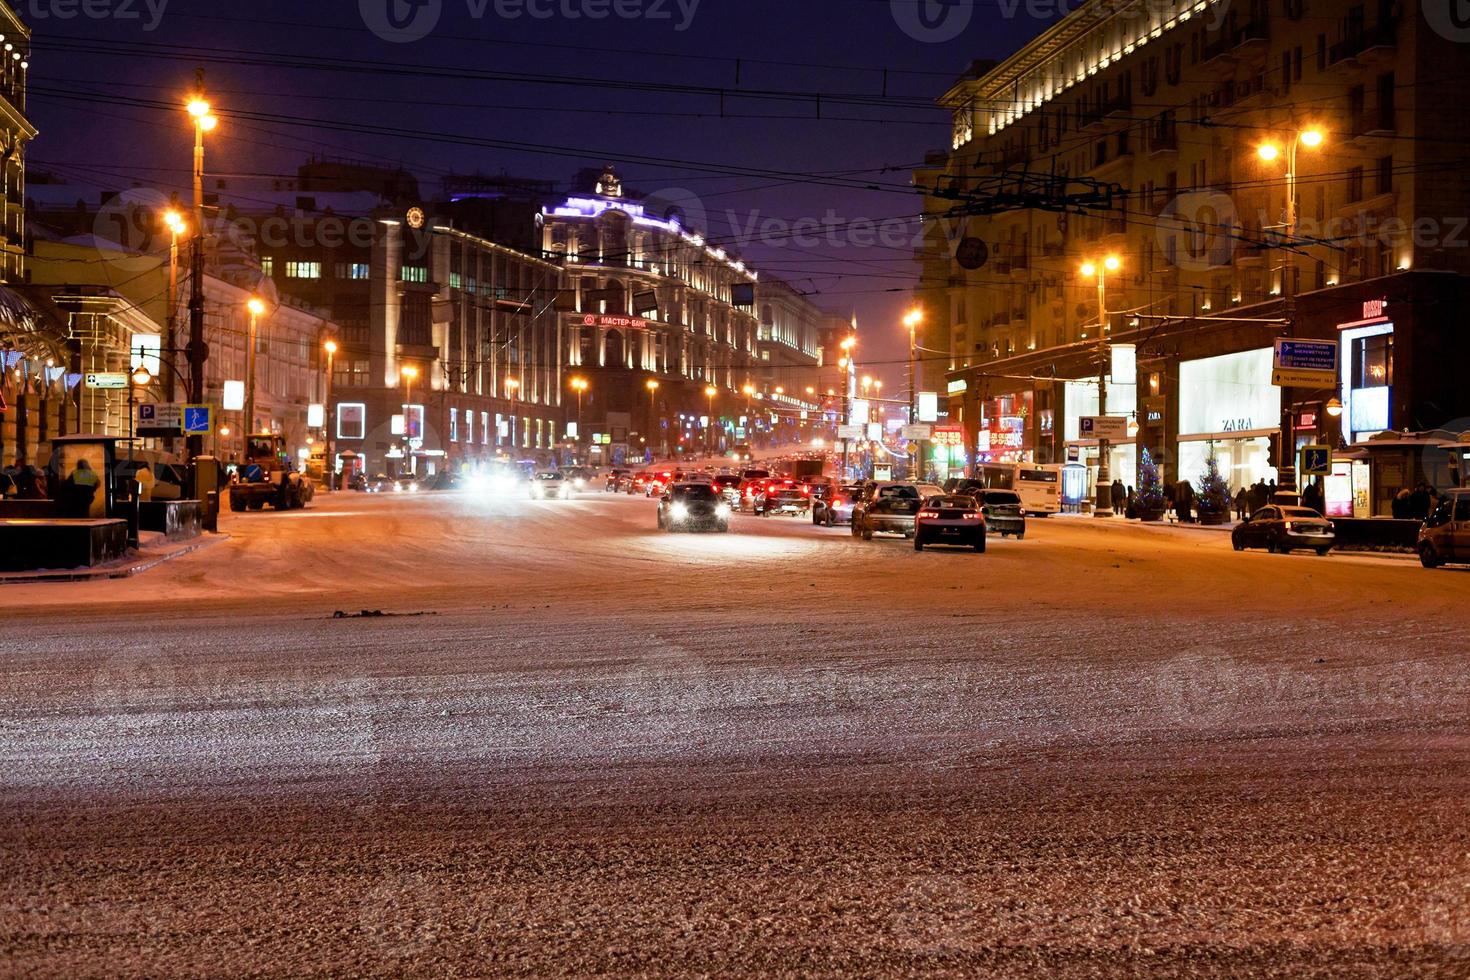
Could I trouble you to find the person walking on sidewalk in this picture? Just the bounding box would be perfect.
[1175,479,1195,524]
[1110,478,1126,515]
[1235,486,1249,521]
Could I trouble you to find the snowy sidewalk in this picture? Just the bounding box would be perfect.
[0,530,228,584]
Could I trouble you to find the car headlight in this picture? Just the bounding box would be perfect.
[716,504,731,518]
[671,503,688,519]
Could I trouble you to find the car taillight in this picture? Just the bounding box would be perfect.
[963,513,981,519]
[918,510,939,519]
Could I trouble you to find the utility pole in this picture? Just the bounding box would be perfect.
[185,70,216,465]
[1082,256,1120,517]
[905,308,922,481]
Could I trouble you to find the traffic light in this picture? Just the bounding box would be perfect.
[1267,432,1282,469]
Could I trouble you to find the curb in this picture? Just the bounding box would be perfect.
[0,533,230,584]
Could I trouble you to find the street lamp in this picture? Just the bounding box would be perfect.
[569,376,588,458]
[243,296,266,443]
[323,339,338,492]
[505,376,521,451]
[646,379,660,457]
[161,209,185,408]
[184,91,217,461]
[402,364,420,473]
[1080,256,1122,516]
[704,384,718,457]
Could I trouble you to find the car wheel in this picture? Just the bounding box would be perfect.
[1232,534,1245,552]
[861,525,873,541]
[975,533,986,553]
[1016,531,1025,540]
[656,514,664,529]
[914,537,924,551]
[1419,543,1442,569]
[1315,547,1331,556]
[825,512,835,528]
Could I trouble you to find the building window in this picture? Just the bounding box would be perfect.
[401,265,428,283]
[464,408,474,443]
[335,262,369,280]
[450,410,459,443]
[285,261,322,279]
[1347,166,1364,202]
[261,256,274,277]
[337,403,366,440]
[1354,333,1393,388]
[1377,71,1395,130]
[1376,156,1393,195]
[481,411,490,445]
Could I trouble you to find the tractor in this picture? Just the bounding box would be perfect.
[228,434,315,512]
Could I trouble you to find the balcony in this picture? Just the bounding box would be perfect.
[1232,17,1270,55]
[1329,21,1398,71]
[1148,120,1179,156]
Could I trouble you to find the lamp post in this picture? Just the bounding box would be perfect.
[569,376,588,460]
[1080,256,1121,516]
[645,379,660,458]
[505,376,520,453]
[162,209,185,410]
[838,335,856,480]
[323,338,337,492]
[184,88,217,463]
[243,296,265,445]
[904,308,923,479]
[128,363,151,465]
[704,384,718,457]
[402,364,420,474]
[1259,127,1324,491]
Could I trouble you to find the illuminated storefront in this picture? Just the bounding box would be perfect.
[1176,348,1279,490]
[976,391,1033,463]
[1062,346,1138,491]
[1337,301,1394,445]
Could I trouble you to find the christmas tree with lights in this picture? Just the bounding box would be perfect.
[1196,447,1233,522]
[1137,448,1165,519]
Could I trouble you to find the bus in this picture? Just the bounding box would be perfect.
[976,462,1063,516]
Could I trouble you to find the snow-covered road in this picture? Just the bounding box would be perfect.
[1,490,1466,975]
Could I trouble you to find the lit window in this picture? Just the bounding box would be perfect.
[261,256,274,276]
[336,262,369,280]
[401,265,428,283]
[285,261,322,279]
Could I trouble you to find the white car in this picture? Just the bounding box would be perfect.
[529,471,572,499]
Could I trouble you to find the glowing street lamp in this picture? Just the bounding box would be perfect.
[704,384,718,456]
[322,338,338,492]
[161,209,186,407]
[505,375,521,450]
[646,378,661,455]
[243,296,267,439]
[569,376,589,448]
[1080,256,1122,517]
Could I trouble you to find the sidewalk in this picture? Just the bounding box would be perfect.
[0,530,229,584]
[1050,510,1418,560]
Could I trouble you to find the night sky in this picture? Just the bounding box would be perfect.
[28,0,1060,376]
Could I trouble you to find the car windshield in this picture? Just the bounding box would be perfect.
[1280,507,1321,518]
[534,473,562,481]
[984,491,1022,504]
[713,475,741,487]
[877,485,918,499]
[929,496,977,509]
[673,484,718,500]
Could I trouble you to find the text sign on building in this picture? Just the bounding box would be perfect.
[85,372,128,390]
[1079,415,1129,441]
[931,426,964,447]
[837,424,864,440]
[901,424,932,441]
[579,314,648,329]
[1272,338,1339,387]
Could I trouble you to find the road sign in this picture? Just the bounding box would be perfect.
[85,371,128,390]
[137,402,183,436]
[181,404,215,435]
[837,424,864,440]
[916,392,939,423]
[901,423,932,441]
[1079,415,1129,441]
[1300,444,1332,477]
[1272,338,1338,387]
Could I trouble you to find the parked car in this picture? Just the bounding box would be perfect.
[914,494,987,552]
[712,473,743,506]
[1418,489,1470,568]
[978,489,1026,538]
[657,481,732,532]
[1230,505,1335,555]
[851,493,921,540]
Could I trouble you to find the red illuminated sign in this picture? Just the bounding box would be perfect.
[579,314,648,329]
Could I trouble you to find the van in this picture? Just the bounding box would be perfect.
[1418,489,1470,568]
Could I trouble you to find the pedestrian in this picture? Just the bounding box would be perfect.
[1110,478,1126,515]
[1302,478,1324,516]
[1175,479,1194,523]
[1235,486,1248,520]
[1164,482,1176,519]
[1125,486,1138,520]
[11,457,44,500]
[62,458,100,517]
[134,463,156,502]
